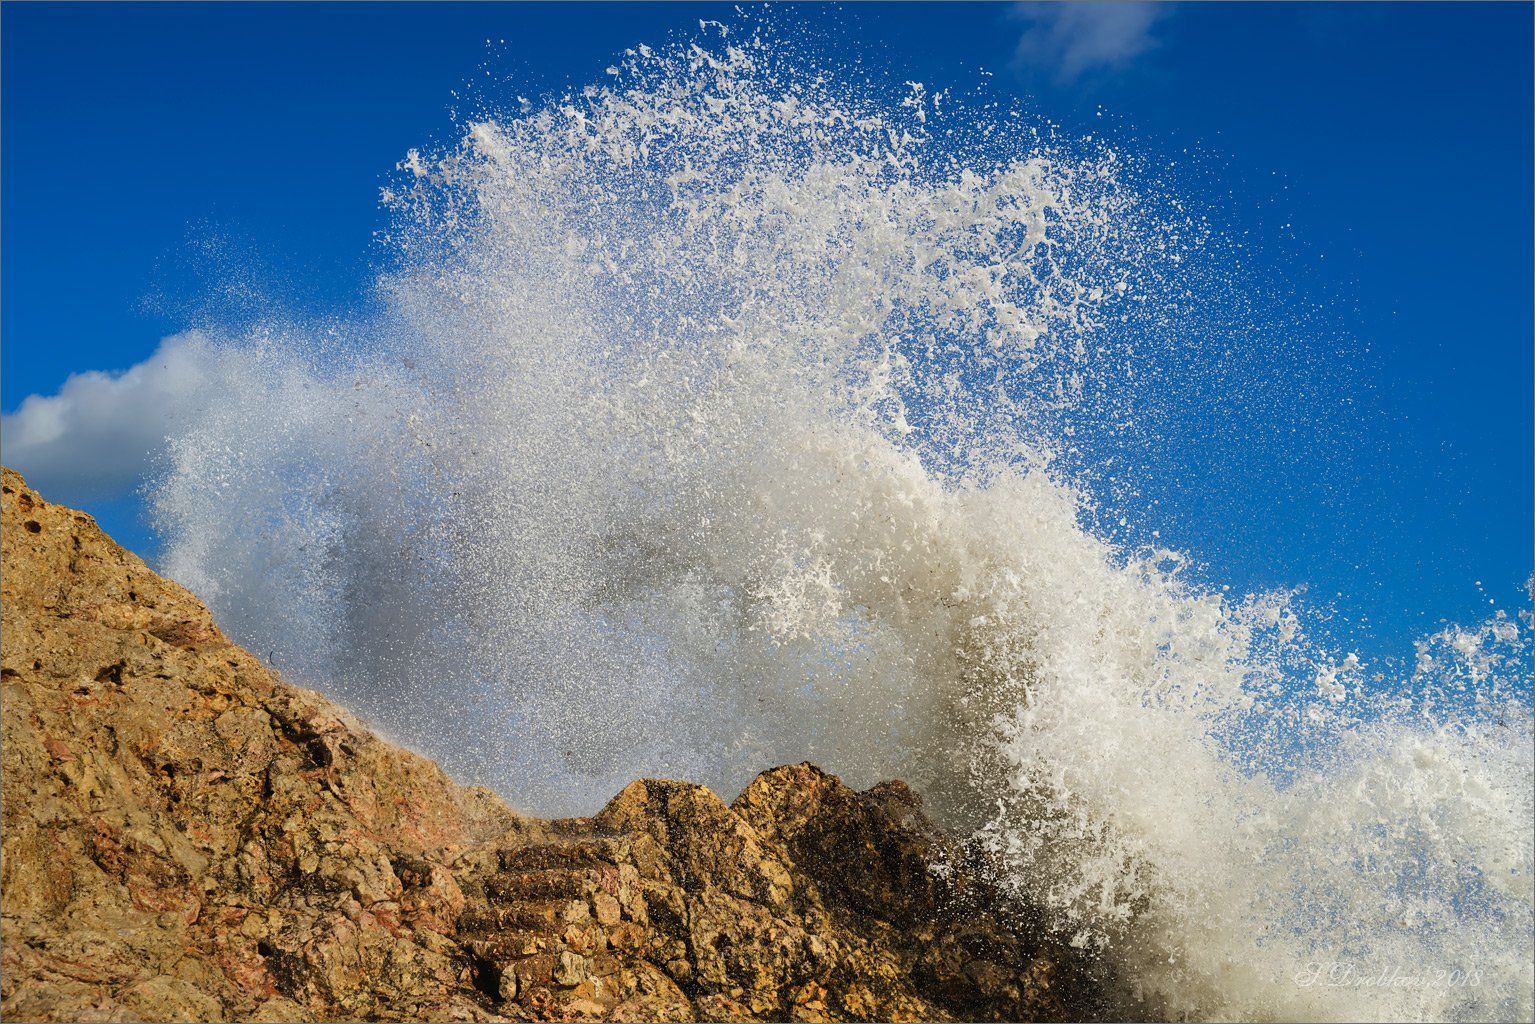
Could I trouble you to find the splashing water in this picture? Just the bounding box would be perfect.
[148,30,1533,1022]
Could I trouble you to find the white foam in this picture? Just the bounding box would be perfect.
[149,33,1532,1021]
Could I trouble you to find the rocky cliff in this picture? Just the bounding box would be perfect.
[1,467,1103,1022]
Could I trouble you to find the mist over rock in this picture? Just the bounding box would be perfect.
[0,467,1104,1022]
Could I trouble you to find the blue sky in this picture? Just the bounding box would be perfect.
[3,2,1531,664]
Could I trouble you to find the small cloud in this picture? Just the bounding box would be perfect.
[1010,2,1170,84]
[1,333,223,504]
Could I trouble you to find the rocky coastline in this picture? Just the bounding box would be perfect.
[1,467,1107,1022]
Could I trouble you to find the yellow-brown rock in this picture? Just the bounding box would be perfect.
[1,467,1101,1022]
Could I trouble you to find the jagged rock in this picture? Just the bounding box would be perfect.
[1,467,517,1023]
[1,467,1101,1022]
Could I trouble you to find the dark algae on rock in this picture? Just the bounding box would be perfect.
[1,467,1106,1021]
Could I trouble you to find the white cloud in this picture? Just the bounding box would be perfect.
[2,332,224,503]
[1011,2,1169,83]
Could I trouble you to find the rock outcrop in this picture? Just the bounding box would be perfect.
[1,467,1101,1022]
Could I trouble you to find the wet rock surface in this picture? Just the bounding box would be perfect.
[2,467,1103,1022]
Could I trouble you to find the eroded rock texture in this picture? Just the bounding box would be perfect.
[1,467,1101,1022]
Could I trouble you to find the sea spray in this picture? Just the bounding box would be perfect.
[148,29,1533,1022]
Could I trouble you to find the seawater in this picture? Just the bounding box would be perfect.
[147,31,1533,1022]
